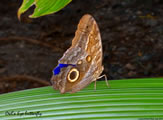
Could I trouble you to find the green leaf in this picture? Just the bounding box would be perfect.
[18,0,72,19]
[17,0,35,19]
[0,78,163,119]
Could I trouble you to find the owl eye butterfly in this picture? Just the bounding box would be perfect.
[51,14,109,94]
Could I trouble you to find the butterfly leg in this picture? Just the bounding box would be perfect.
[98,74,110,88]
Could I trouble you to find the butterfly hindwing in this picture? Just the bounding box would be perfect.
[51,14,104,93]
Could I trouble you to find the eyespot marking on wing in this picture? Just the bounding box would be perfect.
[77,60,82,65]
[67,68,80,82]
[86,55,92,62]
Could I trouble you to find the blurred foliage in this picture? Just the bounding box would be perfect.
[18,0,72,19]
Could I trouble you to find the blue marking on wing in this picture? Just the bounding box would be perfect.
[59,64,69,68]
[53,64,76,75]
[53,65,61,75]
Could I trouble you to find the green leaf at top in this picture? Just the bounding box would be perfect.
[18,0,72,19]
[17,0,35,19]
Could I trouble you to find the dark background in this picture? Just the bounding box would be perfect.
[0,0,163,93]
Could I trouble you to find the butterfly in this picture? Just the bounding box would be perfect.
[51,14,109,93]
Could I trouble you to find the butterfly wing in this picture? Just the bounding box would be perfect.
[51,14,103,93]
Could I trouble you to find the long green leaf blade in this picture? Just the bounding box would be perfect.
[0,78,163,120]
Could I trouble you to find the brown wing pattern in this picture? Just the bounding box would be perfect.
[72,14,103,70]
[51,14,104,93]
[68,14,104,93]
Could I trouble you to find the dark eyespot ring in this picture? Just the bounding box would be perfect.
[67,68,79,82]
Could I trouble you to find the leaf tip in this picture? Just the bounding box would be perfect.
[17,9,22,21]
